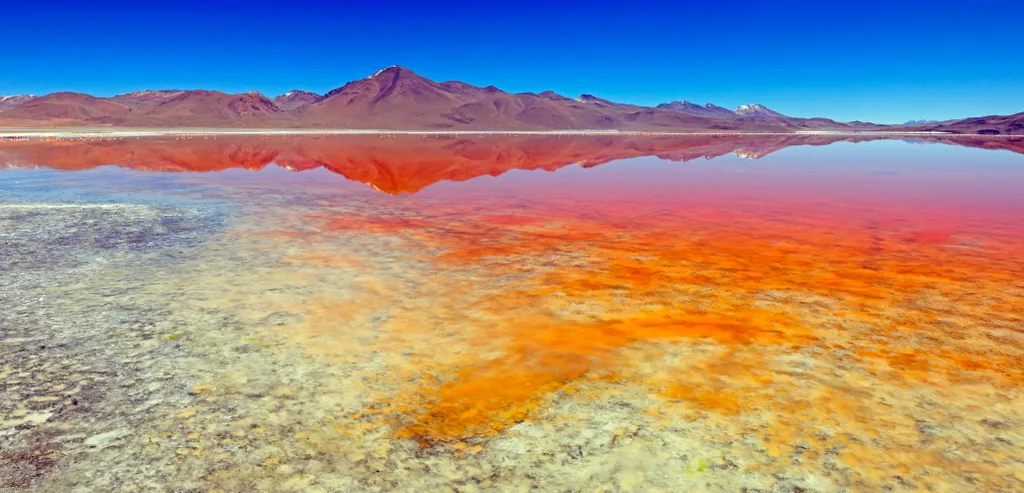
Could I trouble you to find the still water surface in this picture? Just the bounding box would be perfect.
[1,135,1022,492]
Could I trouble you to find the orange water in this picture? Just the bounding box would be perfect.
[5,136,1023,489]
[218,142,1020,465]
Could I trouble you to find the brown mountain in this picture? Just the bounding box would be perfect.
[296,66,484,128]
[130,90,285,126]
[0,66,1018,133]
[0,90,286,127]
[294,67,676,130]
[0,67,808,130]
[272,90,321,111]
[1,93,130,122]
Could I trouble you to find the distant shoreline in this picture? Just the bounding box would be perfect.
[0,128,1013,140]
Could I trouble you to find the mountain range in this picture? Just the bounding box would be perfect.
[1,66,1021,134]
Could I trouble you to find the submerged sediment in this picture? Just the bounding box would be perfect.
[1,139,1023,491]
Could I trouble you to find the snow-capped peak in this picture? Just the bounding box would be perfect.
[369,66,399,79]
[113,90,184,98]
[735,104,768,114]
[0,94,35,101]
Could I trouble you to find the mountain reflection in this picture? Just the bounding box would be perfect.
[1,134,1021,194]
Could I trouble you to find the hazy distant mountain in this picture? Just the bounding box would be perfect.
[272,90,321,111]
[0,95,36,111]
[904,119,939,126]
[914,112,1024,135]
[655,101,877,131]
[0,66,1018,133]
[657,101,737,118]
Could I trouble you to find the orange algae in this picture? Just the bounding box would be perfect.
[273,169,1024,453]
[389,310,807,443]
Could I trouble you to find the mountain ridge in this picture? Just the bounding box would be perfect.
[1,67,1019,134]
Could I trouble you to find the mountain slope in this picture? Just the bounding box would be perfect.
[272,90,321,111]
[131,90,285,125]
[1,93,130,121]
[442,91,673,130]
[0,95,36,111]
[297,66,479,128]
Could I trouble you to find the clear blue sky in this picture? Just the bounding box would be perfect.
[2,0,1020,123]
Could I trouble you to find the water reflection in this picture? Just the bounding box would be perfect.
[0,136,1022,491]
[2,134,1023,193]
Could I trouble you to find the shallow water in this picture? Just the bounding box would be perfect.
[1,135,1022,492]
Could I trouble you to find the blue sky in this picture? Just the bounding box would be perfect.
[1,0,1020,123]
